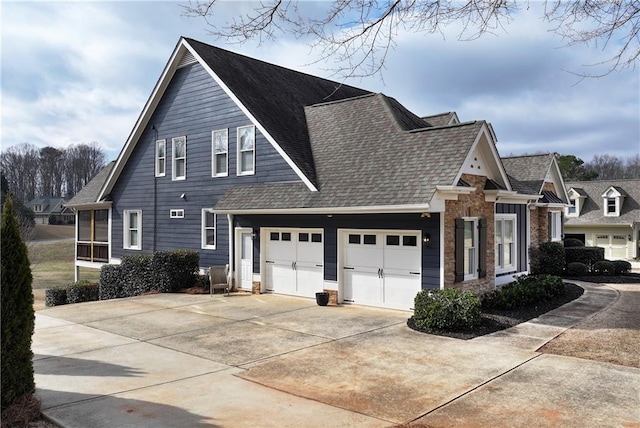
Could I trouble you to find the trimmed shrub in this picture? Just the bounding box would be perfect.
[1,195,35,409]
[565,246,605,269]
[66,281,99,304]
[563,238,584,248]
[99,264,124,300]
[566,262,589,277]
[413,288,481,332]
[611,260,632,275]
[120,254,154,297]
[483,275,564,310]
[152,250,200,293]
[530,242,565,276]
[593,260,615,275]
[48,214,57,225]
[45,287,68,307]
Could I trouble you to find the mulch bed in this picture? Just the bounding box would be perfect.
[564,272,640,284]
[407,282,584,340]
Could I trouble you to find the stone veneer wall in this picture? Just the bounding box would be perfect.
[443,174,495,294]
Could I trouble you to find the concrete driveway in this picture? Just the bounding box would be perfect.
[34,284,640,427]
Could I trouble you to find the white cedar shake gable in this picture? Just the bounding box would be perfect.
[456,123,511,190]
[99,38,317,201]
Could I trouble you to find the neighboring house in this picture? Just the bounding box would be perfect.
[501,154,570,251]
[25,196,74,225]
[564,179,640,260]
[67,37,556,310]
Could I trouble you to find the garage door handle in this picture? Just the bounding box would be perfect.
[343,267,354,270]
[316,264,323,267]
[410,272,420,275]
[266,260,275,264]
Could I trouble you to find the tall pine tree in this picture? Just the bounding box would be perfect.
[1,194,35,409]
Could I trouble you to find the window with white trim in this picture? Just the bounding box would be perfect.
[495,214,517,273]
[464,218,478,280]
[606,197,616,214]
[155,139,166,177]
[567,198,576,216]
[123,210,142,250]
[549,211,562,241]
[172,136,186,180]
[212,129,228,177]
[170,209,184,218]
[237,125,255,175]
[201,209,216,249]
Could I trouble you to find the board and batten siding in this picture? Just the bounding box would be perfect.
[235,213,441,289]
[495,203,528,273]
[110,61,300,267]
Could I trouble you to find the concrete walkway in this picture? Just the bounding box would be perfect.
[34,282,640,427]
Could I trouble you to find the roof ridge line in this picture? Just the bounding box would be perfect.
[307,92,378,108]
[407,120,481,134]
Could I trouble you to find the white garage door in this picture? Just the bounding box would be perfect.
[264,229,324,298]
[595,234,628,259]
[341,230,421,310]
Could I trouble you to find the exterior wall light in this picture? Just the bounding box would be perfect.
[423,233,431,246]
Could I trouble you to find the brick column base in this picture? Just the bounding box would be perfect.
[324,289,338,305]
[252,281,261,294]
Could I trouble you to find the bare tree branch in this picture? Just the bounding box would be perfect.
[182,0,640,79]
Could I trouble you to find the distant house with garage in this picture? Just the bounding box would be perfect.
[66,37,567,310]
[564,179,640,260]
[25,196,74,225]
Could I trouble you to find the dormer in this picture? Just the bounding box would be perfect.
[601,186,626,217]
[566,187,587,217]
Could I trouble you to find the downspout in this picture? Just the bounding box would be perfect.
[227,214,234,288]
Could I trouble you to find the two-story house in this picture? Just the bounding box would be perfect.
[66,37,565,310]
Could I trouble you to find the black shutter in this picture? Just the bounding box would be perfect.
[478,218,487,278]
[547,211,552,241]
[455,218,465,282]
[560,211,564,240]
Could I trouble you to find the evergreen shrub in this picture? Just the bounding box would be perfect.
[412,288,481,332]
[66,281,99,304]
[529,242,565,276]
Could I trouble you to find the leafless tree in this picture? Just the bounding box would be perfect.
[39,147,66,197]
[183,0,639,78]
[64,142,106,195]
[0,143,40,204]
[585,153,640,180]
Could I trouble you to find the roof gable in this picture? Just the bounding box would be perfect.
[564,179,640,225]
[501,153,569,202]
[66,162,115,208]
[99,37,371,200]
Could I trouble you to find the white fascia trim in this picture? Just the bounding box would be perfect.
[485,190,540,203]
[214,203,431,215]
[98,40,187,201]
[549,157,570,203]
[435,186,476,201]
[66,201,113,211]
[565,222,634,228]
[184,41,318,192]
[533,202,567,208]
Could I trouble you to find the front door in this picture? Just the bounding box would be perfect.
[239,230,253,290]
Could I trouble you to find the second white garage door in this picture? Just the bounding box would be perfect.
[341,230,422,311]
[264,228,324,298]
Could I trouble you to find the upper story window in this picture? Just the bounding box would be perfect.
[155,139,166,177]
[495,214,516,273]
[172,136,186,180]
[237,125,255,176]
[212,129,228,177]
[123,210,142,250]
[602,187,624,217]
[567,199,577,215]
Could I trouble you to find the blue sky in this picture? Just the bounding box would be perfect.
[2,1,639,164]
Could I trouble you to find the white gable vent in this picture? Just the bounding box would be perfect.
[177,50,197,68]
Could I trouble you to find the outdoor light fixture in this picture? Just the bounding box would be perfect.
[423,233,431,246]
[180,193,186,199]
[251,230,258,240]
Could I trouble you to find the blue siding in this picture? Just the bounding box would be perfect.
[110,62,300,267]
[496,203,528,272]
[235,213,441,289]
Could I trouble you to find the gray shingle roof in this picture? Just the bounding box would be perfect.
[565,179,640,225]
[186,38,372,187]
[501,153,555,194]
[25,197,68,215]
[421,112,458,127]
[65,162,115,207]
[215,94,484,211]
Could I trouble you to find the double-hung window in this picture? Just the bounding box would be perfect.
[201,209,216,249]
[123,210,142,250]
[606,198,616,214]
[495,214,516,273]
[172,136,186,180]
[155,139,166,177]
[463,218,478,280]
[549,211,562,241]
[212,129,228,177]
[237,125,255,175]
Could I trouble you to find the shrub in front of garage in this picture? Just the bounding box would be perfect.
[593,260,615,275]
[412,288,481,332]
[152,250,199,293]
[566,262,589,277]
[121,254,154,296]
[529,242,565,276]
[564,246,605,271]
[611,260,632,275]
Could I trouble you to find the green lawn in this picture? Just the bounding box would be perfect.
[28,240,101,289]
